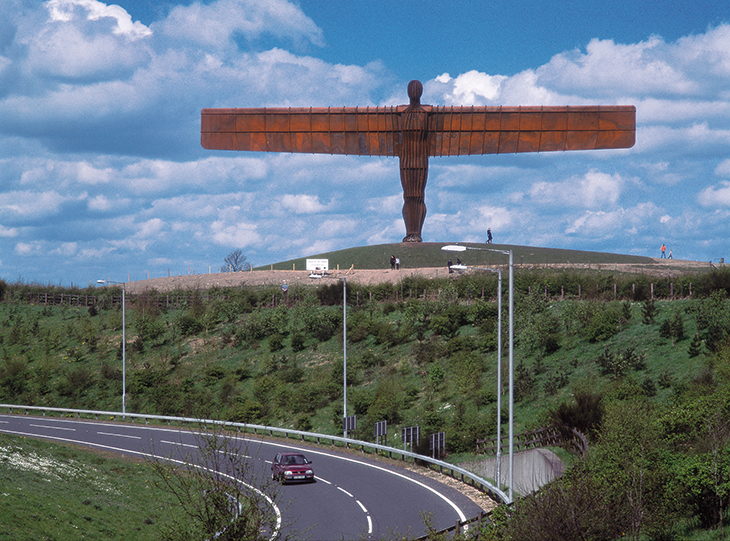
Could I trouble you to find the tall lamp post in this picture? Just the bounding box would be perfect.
[442,244,515,502]
[340,277,347,438]
[97,279,126,417]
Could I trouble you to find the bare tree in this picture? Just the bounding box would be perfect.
[147,425,291,540]
[224,250,251,272]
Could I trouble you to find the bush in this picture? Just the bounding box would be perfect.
[177,314,203,336]
[268,333,284,352]
[584,304,623,342]
[290,332,306,351]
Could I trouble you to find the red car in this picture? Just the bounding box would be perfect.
[271,452,314,483]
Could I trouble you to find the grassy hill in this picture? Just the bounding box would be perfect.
[2,252,730,539]
[257,242,657,271]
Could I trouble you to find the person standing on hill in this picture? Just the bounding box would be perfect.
[660,244,666,258]
[487,228,493,244]
[390,255,396,270]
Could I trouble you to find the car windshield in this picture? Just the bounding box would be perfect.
[285,455,307,465]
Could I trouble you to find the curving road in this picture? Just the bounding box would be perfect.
[0,414,483,540]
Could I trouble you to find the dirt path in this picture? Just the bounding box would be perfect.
[122,258,717,295]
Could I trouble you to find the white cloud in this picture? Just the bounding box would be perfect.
[135,218,164,238]
[716,160,730,178]
[527,170,624,209]
[45,0,152,39]
[539,37,697,97]
[0,190,80,221]
[209,219,262,247]
[52,241,78,256]
[157,0,323,48]
[15,242,41,255]
[434,70,507,104]
[87,195,112,211]
[698,181,730,207]
[280,194,328,214]
[566,203,660,236]
[0,225,18,237]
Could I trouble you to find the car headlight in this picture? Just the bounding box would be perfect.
[284,471,293,476]
[305,469,313,475]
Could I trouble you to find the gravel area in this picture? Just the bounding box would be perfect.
[122,258,716,295]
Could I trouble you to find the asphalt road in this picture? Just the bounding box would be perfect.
[0,414,483,540]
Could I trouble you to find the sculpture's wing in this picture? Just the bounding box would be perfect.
[201,107,401,156]
[427,105,636,156]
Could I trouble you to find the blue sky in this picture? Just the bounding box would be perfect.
[2,0,730,286]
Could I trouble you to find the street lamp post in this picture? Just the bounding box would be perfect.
[97,279,126,417]
[442,244,515,502]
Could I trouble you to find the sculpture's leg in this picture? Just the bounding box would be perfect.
[400,161,428,242]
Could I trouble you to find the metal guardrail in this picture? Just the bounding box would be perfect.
[0,403,510,504]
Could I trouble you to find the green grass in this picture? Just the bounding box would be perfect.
[257,241,657,271]
[0,434,182,540]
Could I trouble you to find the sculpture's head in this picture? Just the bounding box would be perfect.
[407,80,423,106]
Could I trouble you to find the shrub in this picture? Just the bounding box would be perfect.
[549,390,604,446]
[290,332,306,351]
[584,304,622,342]
[429,315,459,338]
[514,360,536,401]
[268,333,284,352]
[642,298,657,324]
[315,321,336,342]
[295,415,312,431]
[177,314,203,336]
[688,333,703,357]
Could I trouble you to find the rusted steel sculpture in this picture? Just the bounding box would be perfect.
[201,80,635,242]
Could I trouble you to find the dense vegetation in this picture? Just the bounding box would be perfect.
[2,266,730,539]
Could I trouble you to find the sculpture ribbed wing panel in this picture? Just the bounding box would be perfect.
[201,107,401,156]
[427,105,636,156]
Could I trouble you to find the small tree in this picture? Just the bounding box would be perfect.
[224,250,251,272]
[147,425,291,540]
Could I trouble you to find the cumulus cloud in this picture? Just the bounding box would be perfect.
[566,202,660,236]
[526,170,624,209]
[156,0,324,49]
[698,181,730,207]
[280,194,329,214]
[45,0,152,39]
[209,219,262,247]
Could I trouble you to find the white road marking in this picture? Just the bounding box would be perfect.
[29,424,75,431]
[253,440,469,523]
[161,440,197,449]
[97,431,141,439]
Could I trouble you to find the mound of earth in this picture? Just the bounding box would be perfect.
[121,258,715,295]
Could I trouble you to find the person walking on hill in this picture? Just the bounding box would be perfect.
[487,228,493,244]
[660,244,666,258]
[390,255,395,270]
